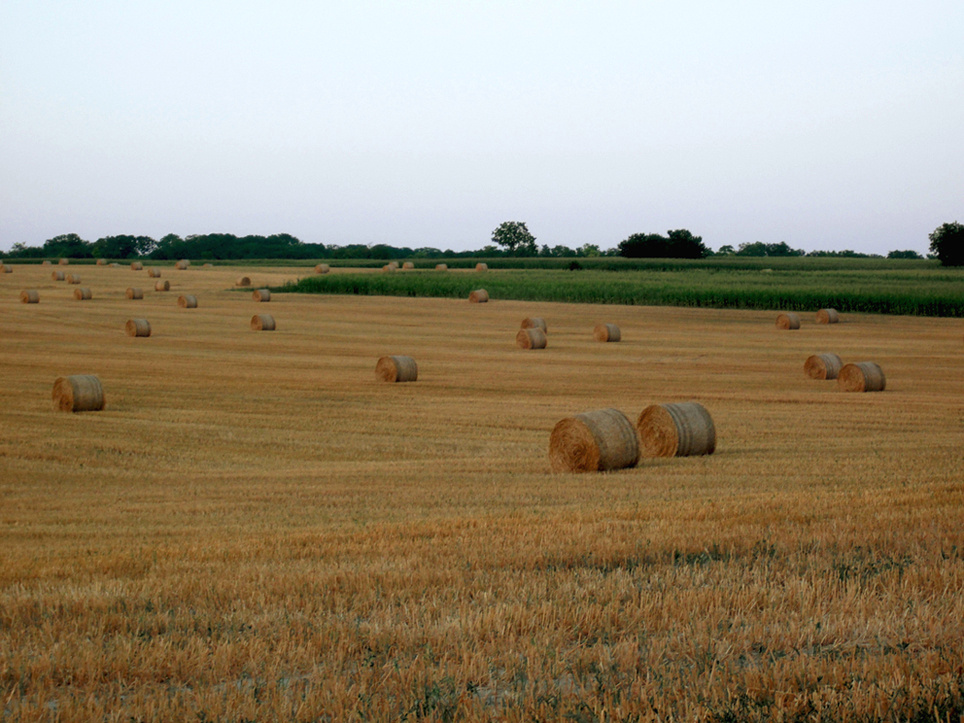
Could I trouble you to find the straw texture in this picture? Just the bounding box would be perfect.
[126,287,143,300]
[837,362,886,392]
[435,263,448,270]
[177,295,198,308]
[72,287,92,301]
[549,408,640,473]
[52,375,105,412]
[236,276,251,287]
[593,323,621,342]
[804,353,843,380]
[637,402,716,458]
[126,319,151,337]
[469,289,489,303]
[65,274,81,285]
[251,314,276,331]
[51,271,65,281]
[20,290,39,304]
[130,262,143,270]
[314,264,330,274]
[175,260,190,270]
[816,308,840,324]
[516,328,548,349]
[476,263,488,271]
[253,289,271,302]
[154,280,170,291]
[375,355,418,383]
[776,313,800,330]
[147,268,161,278]
[521,317,548,333]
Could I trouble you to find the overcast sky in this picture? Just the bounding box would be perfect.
[2,1,961,255]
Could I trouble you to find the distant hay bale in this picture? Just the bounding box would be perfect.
[126,319,151,337]
[52,374,104,413]
[521,317,547,333]
[593,323,620,342]
[147,268,161,278]
[816,308,840,324]
[549,408,639,473]
[58,258,69,266]
[131,262,143,271]
[202,263,213,268]
[382,264,395,272]
[177,294,198,308]
[314,264,330,274]
[776,313,800,330]
[251,314,276,331]
[72,287,92,301]
[476,263,488,271]
[435,263,448,271]
[469,289,489,303]
[1,264,12,273]
[175,259,190,270]
[51,271,65,281]
[42,260,51,266]
[402,261,415,270]
[375,355,418,382]
[838,362,886,392]
[636,402,716,458]
[65,274,81,284]
[154,280,170,291]
[236,276,251,287]
[96,258,106,266]
[20,289,39,304]
[126,287,143,300]
[516,327,547,349]
[253,289,271,302]
[804,353,843,380]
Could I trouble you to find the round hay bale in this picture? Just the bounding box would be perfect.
[804,353,843,380]
[130,262,143,271]
[20,289,39,304]
[51,271,65,281]
[253,289,271,302]
[382,264,394,272]
[314,264,330,274]
[776,313,800,330]
[109,263,119,267]
[387,261,399,270]
[636,402,716,458]
[65,274,81,285]
[202,263,213,268]
[375,355,418,383]
[236,276,251,287]
[175,259,190,270]
[42,260,51,266]
[593,323,621,342]
[73,287,92,301]
[521,317,547,333]
[126,319,151,337]
[95,258,106,266]
[147,268,161,278]
[549,408,639,473]
[177,294,198,308]
[837,362,886,392]
[516,327,547,349]
[435,263,448,271]
[475,262,488,271]
[469,289,489,303]
[58,258,69,266]
[1,264,12,273]
[126,287,143,300]
[816,308,840,324]
[251,314,276,331]
[402,261,415,270]
[154,280,170,291]
[52,374,104,413]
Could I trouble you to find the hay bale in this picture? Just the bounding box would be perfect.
[435,263,448,271]
[177,294,198,308]
[549,408,639,473]
[236,276,251,287]
[51,271,65,281]
[251,314,276,331]
[375,355,418,382]
[20,289,39,304]
[175,259,190,270]
[516,327,547,349]
[837,362,886,392]
[816,308,840,324]
[58,258,69,266]
[521,317,547,333]
[476,262,488,271]
[126,287,143,300]
[469,289,489,303]
[72,287,92,301]
[402,261,415,270]
[52,374,104,412]
[42,260,51,266]
[776,313,800,330]
[202,263,213,268]
[315,264,330,274]
[253,289,271,302]
[804,353,843,380]
[109,263,119,267]
[382,264,394,272]
[154,280,170,291]
[1,264,12,273]
[96,258,106,266]
[387,261,399,270]
[636,402,716,458]
[65,274,81,285]
[126,319,151,337]
[131,262,143,271]
[593,323,620,342]
[147,268,161,278]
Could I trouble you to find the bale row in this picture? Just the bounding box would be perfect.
[777,308,840,329]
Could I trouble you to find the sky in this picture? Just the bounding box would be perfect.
[1,1,962,255]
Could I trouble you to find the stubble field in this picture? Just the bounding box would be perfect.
[1,263,962,721]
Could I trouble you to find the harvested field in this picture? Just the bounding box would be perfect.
[1,262,963,721]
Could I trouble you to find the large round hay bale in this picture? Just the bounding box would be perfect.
[387,261,399,270]
[1,264,12,273]
[202,263,213,268]
[521,317,547,333]
[51,271,65,281]
[776,313,800,330]
[147,268,161,278]
[593,323,620,342]
[236,276,251,287]
[837,362,886,392]
[402,261,415,270]
[516,327,547,349]
[177,294,198,308]
[804,353,843,380]
[251,314,276,331]
[375,355,418,382]
[476,262,488,271]
[816,308,840,324]
[52,375,104,412]
[382,264,395,272]
[126,287,143,300]
[253,289,271,302]
[58,258,69,266]
[42,260,51,266]
[435,263,448,271]
[549,408,639,473]
[154,280,170,291]
[314,264,330,274]
[65,274,81,284]
[636,402,716,458]
[131,262,143,271]
[175,259,190,270]
[73,287,92,301]
[95,258,106,266]
[126,319,151,337]
[20,289,39,304]
[469,289,489,303]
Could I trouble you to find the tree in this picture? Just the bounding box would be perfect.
[928,222,964,266]
[492,221,536,255]
[717,245,736,255]
[887,250,923,260]
[42,233,92,258]
[735,241,804,257]
[618,229,707,259]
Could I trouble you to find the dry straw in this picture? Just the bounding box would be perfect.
[177,295,198,308]
[435,263,448,271]
[73,287,92,301]
[51,271,65,281]
[126,287,143,300]
[253,289,271,302]
[476,262,488,271]
[402,261,414,270]
[175,259,190,270]
[147,268,161,278]
[387,261,399,270]
[469,289,489,303]
[154,280,170,291]
[636,402,716,458]
[42,260,51,266]
[52,374,105,412]
[521,317,547,333]
[236,276,251,287]
[202,263,213,268]
[314,264,330,274]
[549,408,639,473]
[375,355,418,383]
[382,264,395,272]
[65,274,81,285]
[58,258,69,266]
[776,313,800,329]
[95,258,106,266]
[1,264,12,273]
[804,353,843,380]
[838,362,886,392]
[126,319,151,337]
[130,262,143,271]
[816,308,840,324]
[593,323,621,342]
[251,314,276,331]
[516,328,547,349]
[20,289,39,304]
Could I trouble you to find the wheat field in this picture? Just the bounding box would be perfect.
[1,263,962,721]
